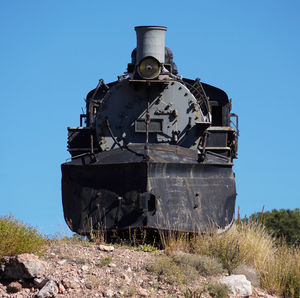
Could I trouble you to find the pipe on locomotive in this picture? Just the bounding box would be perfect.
[134,26,167,79]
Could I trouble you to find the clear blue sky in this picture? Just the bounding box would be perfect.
[1,1,299,236]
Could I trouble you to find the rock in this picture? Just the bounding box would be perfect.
[57,259,67,265]
[126,266,132,273]
[34,277,49,289]
[81,265,89,271]
[36,280,58,298]
[58,282,65,294]
[62,278,78,289]
[99,245,115,252]
[254,289,277,298]
[120,272,131,283]
[108,263,116,268]
[6,281,22,293]
[0,254,46,280]
[103,288,114,297]
[85,282,92,289]
[138,288,148,296]
[219,274,252,297]
[233,265,260,287]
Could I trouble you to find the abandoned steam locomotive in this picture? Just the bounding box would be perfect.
[61,26,239,235]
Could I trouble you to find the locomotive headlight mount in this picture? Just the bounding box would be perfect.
[138,56,161,79]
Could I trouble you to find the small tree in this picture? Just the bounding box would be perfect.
[249,208,300,246]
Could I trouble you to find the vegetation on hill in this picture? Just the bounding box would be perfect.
[0,215,46,258]
[249,208,300,246]
[1,213,300,297]
[160,221,300,297]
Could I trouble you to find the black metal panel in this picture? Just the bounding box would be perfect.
[61,145,236,234]
[183,78,229,105]
[135,119,163,133]
[147,163,235,232]
[62,162,147,233]
[207,132,227,147]
[67,127,97,156]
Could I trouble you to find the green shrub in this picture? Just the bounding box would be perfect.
[147,253,223,286]
[98,257,111,267]
[147,255,192,284]
[193,227,248,275]
[0,215,46,258]
[207,282,231,297]
[184,282,231,298]
[184,287,205,298]
[249,208,300,246]
[172,253,224,276]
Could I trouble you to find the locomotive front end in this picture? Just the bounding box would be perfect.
[61,26,238,235]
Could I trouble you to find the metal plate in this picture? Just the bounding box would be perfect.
[135,119,163,133]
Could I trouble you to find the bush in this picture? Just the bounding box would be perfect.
[161,221,300,297]
[184,282,231,298]
[172,252,224,276]
[193,222,275,274]
[207,282,231,298]
[0,215,46,258]
[147,253,223,286]
[98,257,111,267]
[249,208,300,246]
[147,255,189,284]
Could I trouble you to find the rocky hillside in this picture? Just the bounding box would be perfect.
[0,242,277,298]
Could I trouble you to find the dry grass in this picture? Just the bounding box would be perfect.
[133,244,157,252]
[206,282,232,298]
[0,215,46,258]
[147,252,224,286]
[160,230,193,253]
[184,282,231,298]
[192,223,274,269]
[147,255,189,284]
[172,252,224,276]
[161,222,300,297]
[258,246,300,297]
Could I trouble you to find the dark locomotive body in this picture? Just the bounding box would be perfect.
[61,26,238,235]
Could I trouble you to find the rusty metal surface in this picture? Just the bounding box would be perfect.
[147,163,235,232]
[65,143,232,166]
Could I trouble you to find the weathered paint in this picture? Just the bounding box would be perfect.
[62,144,236,234]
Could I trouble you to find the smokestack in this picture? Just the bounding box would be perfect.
[134,26,167,65]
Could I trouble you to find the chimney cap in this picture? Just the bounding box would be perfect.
[134,26,167,31]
